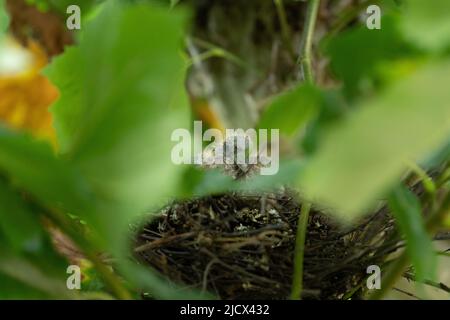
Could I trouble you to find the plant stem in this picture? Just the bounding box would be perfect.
[298,0,320,83]
[290,3,319,296]
[290,202,311,300]
[406,160,437,196]
[368,190,450,300]
[403,272,450,294]
[46,208,132,300]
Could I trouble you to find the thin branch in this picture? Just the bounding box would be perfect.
[393,287,421,300]
[403,272,450,295]
[290,202,311,300]
[45,207,132,300]
[298,0,321,83]
[290,3,320,298]
[438,251,450,258]
[406,160,437,197]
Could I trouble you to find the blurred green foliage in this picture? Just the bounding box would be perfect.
[45,2,189,219]
[0,178,43,253]
[400,0,450,52]
[388,185,436,283]
[258,84,321,136]
[0,0,448,300]
[25,0,99,13]
[326,16,417,99]
[0,0,8,42]
[300,61,450,217]
[0,0,198,299]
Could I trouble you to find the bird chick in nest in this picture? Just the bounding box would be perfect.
[197,129,279,180]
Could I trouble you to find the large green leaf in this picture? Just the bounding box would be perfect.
[46,2,189,215]
[0,179,43,252]
[388,185,436,282]
[300,61,450,218]
[120,260,212,300]
[0,127,94,216]
[0,134,83,298]
[258,84,321,136]
[326,16,415,98]
[0,247,75,299]
[44,48,85,153]
[170,0,180,8]
[0,273,50,299]
[48,0,97,12]
[24,0,98,13]
[0,126,109,253]
[301,89,348,155]
[190,158,304,196]
[45,1,199,298]
[400,0,450,52]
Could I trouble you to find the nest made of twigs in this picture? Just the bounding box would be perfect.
[134,191,397,299]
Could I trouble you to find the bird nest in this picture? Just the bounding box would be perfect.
[134,191,397,299]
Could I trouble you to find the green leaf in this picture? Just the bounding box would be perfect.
[301,88,348,155]
[44,48,85,153]
[258,84,321,136]
[400,0,450,52]
[326,16,415,98]
[388,185,436,282]
[300,61,450,218]
[192,158,304,196]
[0,179,43,252]
[0,0,9,41]
[47,0,97,13]
[170,0,180,8]
[0,127,94,215]
[120,261,213,300]
[46,2,189,214]
[0,273,50,299]
[46,1,197,299]
[424,138,450,169]
[0,169,78,299]
[0,247,75,299]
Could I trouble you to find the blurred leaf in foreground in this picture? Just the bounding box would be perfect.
[0,273,50,299]
[46,2,189,215]
[0,246,73,299]
[388,185,436,282]
[45,1,204,298]
[0,126,94,224]
[400,0,450,52]
[301,89,348,155]
[47,0,97,13]
[191,158,304,197]
[300,61,450,218]
[0,0,8,41]
[0,179,43,252]
[258,84,321,136]
[326,16,415,99]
